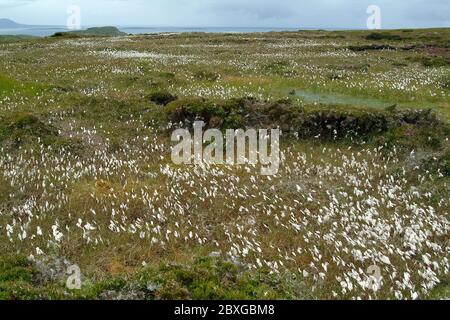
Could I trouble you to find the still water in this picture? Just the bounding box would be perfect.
[0,26,300,37]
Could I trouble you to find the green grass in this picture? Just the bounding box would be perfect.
[0,255,63,300]
[0,35,36,43]
[0,73,45,99]
[429,277,450,300]
[0,73,18,95]
[0,255,305,300]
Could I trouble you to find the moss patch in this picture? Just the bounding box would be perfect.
[0,256,63,300]
[164,97,446,142]
[0,255,307,300]
[0,113,58,147]
[149,90,178,106]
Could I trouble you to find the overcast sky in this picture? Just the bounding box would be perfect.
[1,0,449,29]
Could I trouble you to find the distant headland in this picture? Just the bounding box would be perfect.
[0,18,30,28]
[52,26,127,37]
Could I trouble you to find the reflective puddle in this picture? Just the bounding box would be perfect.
[292,89,395,109]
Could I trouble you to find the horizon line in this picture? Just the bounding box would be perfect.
[1,18,449,31]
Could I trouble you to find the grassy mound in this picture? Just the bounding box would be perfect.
[0,256,62,300]
[0,112,83,152]
[442,151,450,176]
[0,113,58,147]
[149,90,178,106]
[0,255,305,300]
[0,35,36,43]
[52,27,126,38]
[164,97,445,142]
[365,32,403,41]
[348,44,396,51]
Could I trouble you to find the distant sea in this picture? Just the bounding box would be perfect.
[0,26,303,37]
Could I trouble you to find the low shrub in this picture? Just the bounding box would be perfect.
[376,120,449,152]
[365,32,403,41]
[135,257,304,300]
[422,56,450,67]
[0,73,18,94]
[348,44,396,51]
[165,97,297,129]
[439,150,450,176]
[149,90,178,106]
[51,32,80,38]
[0,255,63,300]
[293,110,388,139]
[0,113,84,154]
[0,255,307,300]
[165,97,445,143]
[165,97,224,126]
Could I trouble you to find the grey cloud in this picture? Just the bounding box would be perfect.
[199,2,296,20]
[0,0,448,28]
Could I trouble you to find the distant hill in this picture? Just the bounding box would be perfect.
[52,26,127,38]
[0,18,28,29]
[0,35,36,43]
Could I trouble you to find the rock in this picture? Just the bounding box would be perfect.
[208,251,221,258]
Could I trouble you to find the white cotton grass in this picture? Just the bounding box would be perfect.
[0,123,448,300]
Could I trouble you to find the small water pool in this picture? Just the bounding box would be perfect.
[292,89,395,109]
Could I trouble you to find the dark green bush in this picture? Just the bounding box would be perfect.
[165,97,225,127]
[165,97,296,129]
[440,76,450,89]
[365,32,403,41]
[292,110,388,139]
[51,32,80,38]
[149,90,178,105]
[440,150,450,176]
[164,97,445,143]
[348,44,396,51]
[159,72,175,79]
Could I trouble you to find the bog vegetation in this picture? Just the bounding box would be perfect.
[0,28,449,300]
